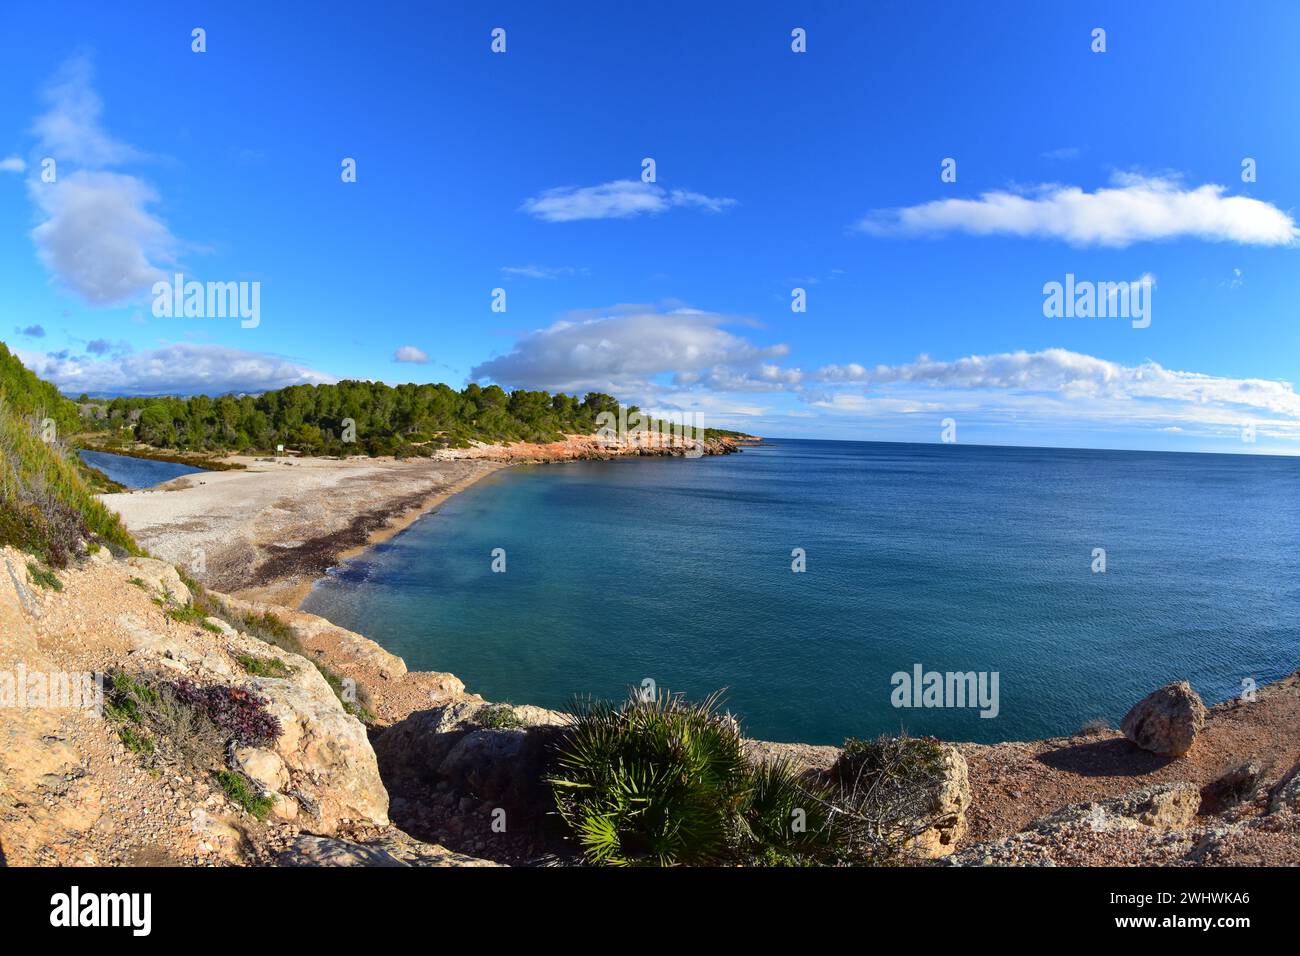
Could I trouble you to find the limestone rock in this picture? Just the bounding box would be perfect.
[276,833,500,867]
[204,616,237,637]
[250,663,389,833]
[235,746,289,792]
[908,744,972,858]
[271,793,300,822]
[1037,783,1201,832]
[120,614,235,680]
[1120,681,1207,756]
[1269,760,1300,814]
[374,700,566,815]
[189,807,245,862]
[277,834,407,867]
[213,594,409,679]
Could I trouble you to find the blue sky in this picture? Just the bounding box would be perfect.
[3,1,1300,452]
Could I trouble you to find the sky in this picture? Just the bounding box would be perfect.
[2,1,1300,453]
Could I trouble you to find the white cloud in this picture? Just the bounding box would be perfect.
[500,264,587,280]
[29,171,177,304]
[25,57,180,305]
[520,179,737,222]
[471,307,784,397]
[393,345,428,364]
[17,343,335,396]
[0,156,25,173]
[810,348,1300,436]
[857,174,1298,247]
[31,56,144,166]
[471,297,1300,442]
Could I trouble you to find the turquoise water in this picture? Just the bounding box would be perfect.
[79,449,208,489]
[301,440,1300,745]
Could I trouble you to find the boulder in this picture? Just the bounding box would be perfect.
[189,808,246,862]
[1036,783,1202,832]
[250,663,390,833]
[1120,681,1207,756]
[908,744,972,858]
[373,700,491,789]
[374,700,566,816]
[277,835,407,867]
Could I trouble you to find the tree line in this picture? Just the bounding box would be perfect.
[77,380,628,456]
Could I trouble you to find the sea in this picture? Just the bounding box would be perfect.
[133,438,1296,746]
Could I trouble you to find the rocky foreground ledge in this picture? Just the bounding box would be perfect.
[1,543,1297,866]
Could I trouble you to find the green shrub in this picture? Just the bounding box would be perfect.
[549,690,752,866]
[215,769,275,820]
[234,653,291,678]
[237,609,303,654]
[118,725,155,756]
[737,756,833,864]
[26,561,62,591]
[477,702,525,729]
[154,597,223,633]
[317,663,375,723]
[549,692,950,867]
[825,734,948,864]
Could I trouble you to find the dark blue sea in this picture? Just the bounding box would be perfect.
[301,440,1300,745]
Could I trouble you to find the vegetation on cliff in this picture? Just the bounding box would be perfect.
[547,690,949,866]
[0,342,139,565]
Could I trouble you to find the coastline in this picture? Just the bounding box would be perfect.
[35,437,1300,866]
[283,462,512,610]
[102,453,510,607]
[101,432,749,611]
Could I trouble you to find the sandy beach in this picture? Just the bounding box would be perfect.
[103,454,509,607]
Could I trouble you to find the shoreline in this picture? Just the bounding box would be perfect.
[101,453,510,607]
[282,462,513,610]
[100,431,745,612]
